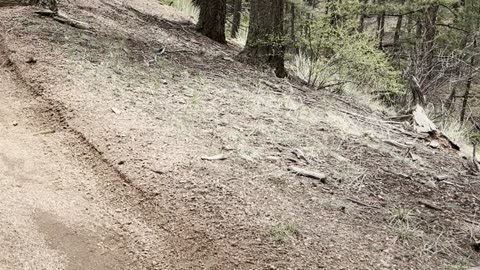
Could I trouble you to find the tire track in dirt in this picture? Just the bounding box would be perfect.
[0,34,176,269]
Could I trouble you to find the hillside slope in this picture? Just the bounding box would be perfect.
[0,0,479,269]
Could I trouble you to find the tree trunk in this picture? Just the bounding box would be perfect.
[231,0,242,38]
[377,12,385,49]
[461,38,476,123]
[422,4,439,72]
[241,0,287,78]
[290,2,295,45]
[358,0,368,33]
[197,0,226,43]
[393,15,403,50]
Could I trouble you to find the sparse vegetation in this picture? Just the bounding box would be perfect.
[389,208,412,226]
[269,223,299,243]
[446,263,471,270]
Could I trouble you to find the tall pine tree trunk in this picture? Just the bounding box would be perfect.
[196,0,227,43]
[290,2,296,45]
[241,0,287,78]
[422,4,439,73]
[231,0,242,38]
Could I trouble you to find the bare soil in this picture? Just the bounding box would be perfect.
[0,0,479,269]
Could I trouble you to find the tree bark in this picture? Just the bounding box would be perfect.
[376,10,385,49]
[241,0,287,78]
[461,38,476,123]
[422,4,439,72]
[231,0,242,38]
[290,2,295,45]
[393,15,403,50]
[196,0,226,43]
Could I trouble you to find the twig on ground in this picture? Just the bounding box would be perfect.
[33,129,56,136]
[418,199,442,211]
[289,166,326,182]
[346,197,380,209]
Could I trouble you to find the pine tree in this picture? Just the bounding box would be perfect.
[241,0,288,78]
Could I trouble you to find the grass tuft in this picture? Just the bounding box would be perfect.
[269,223,299,243]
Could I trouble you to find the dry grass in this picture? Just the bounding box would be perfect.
[269,223,299,243]
[226,21,248,47]
[162,0,199,22]
[425,107,477,158]
[388,208,419,243]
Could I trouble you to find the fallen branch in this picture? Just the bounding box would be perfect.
[289,166,326,182]
[35,10,92,30]
[418,199,442,211]
[346,197,380,209]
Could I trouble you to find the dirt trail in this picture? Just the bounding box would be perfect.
[0,43,154,270]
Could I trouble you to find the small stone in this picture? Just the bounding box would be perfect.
[425,180,438,189]
[161,79,168,84]
[429,140,440,148]
[26,57,37,64]
[12,121,18,126]
[118,160,125,165]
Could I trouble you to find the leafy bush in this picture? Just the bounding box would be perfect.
[292,0,404,102]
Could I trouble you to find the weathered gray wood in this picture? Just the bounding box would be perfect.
[412,105,437,133]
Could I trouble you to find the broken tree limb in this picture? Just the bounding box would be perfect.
[289,166,326,181]
[412,105,437,133]
[35,10,92,30]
